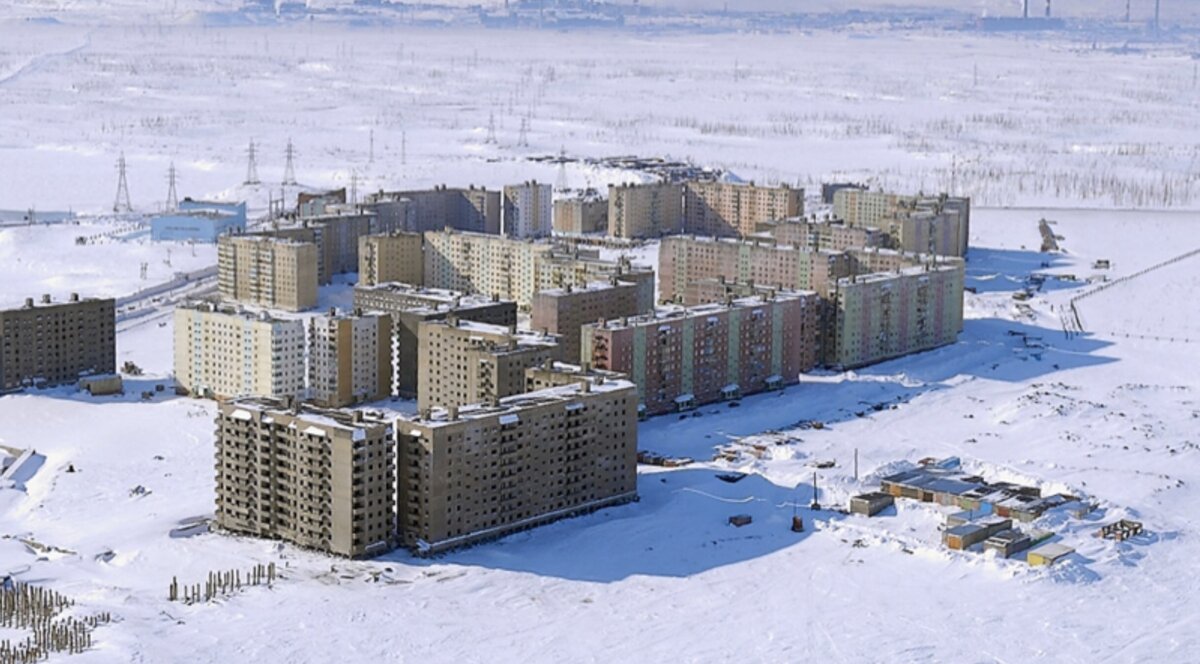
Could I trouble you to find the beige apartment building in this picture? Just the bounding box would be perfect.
[358,232,424,287]
[217,235,319,312]
[502,181,553,239]
[173,301,307,401]
[215,399,396,558]
[832,189,970,258]
[553,191,607,235]
[416,318,558,411]
[683,181,803,238]
[397,374,638,555]
[308,310,393,408]
[762,219,887,253]
[530,279,642,364]
[368,186,501,234]
[0,294,115,391]
[607,182,684,238]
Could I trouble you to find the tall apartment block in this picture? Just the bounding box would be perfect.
[658,235,851,306]
[607,182,684,239]
[828,261,965,368]
[398,374,638,555]
[502,181,552,239]
[423,230,655,311]
[217,235,319,312]
[683,181,803,238]
[352,283,518,398]
[173,301,307,401]
[368,186,501,234]
[258,210,403,285]
[553,190,607,235]
[833,188,970,258]
[417,318,558,411]
[583,291,820,416]
[358,232,424,287]
[762,219,887,253]
[308,310,393,408]
[0,294,115,391]
[215,399,396,558]
[531,279,642,364]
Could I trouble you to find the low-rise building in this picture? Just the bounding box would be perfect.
[553,190,607,235]
[531,279,642,364]
[683,181,803,238]
[308,309,392,408]
[417,318,558,411]
[173,301,307,401]
[151,199,247,243]
[607,181,683,239]
[397,375,638,555]
[217,235,319,312]
[215,399,395,558]
[0,294,115,391]
[583,291,820,416]
[358,232,424,287]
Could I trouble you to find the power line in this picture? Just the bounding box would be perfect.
[113,152,132,213]
[283,139,297,186]
[244,139,261,186]
[166,161,179,212]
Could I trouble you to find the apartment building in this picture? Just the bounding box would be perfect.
[423,230,655,310]
[502,181,552,239]
[607,182,684,239]
[832,189,970,257]
[832,188,910,229]
[308,310,393,408]
[763,219,887,253]
[658,235,852,306]
[214,399,395,558]
[358,232,424,287]
[368,186,501,234]
[173,301,307,401]
[417,318,558,411]
[552,190,607,235]
[0,294,115,391]
[397,375,638,555]
[258,210,402,285]
[683,181,803,238]
[828,261,965,369]
[583,291,820,416]
[531,279,642,364]
[352,283,518,398]
[217,235,319,312]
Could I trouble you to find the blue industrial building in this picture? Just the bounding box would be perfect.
[150,199,247,243]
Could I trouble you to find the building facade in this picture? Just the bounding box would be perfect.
[763,219,887,253]
[215,399,395,558]
[531,279,642,364]
[151,199,247,243]
[502,181,552,239]
[416,318,558,411]
[397,375,638,555]
[217,236,319,312]
[583,291,820,415]
[358,232,424,287]
[308,310,393,408]
[173,301,307,401]
[683,181,803,238]
[0,294,115,391]
[607,182,684,239]
[368,186,501,235]
[552,191,607,235]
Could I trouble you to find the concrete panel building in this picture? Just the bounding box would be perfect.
[417,318,558,411]
[358,232,424,287]
[659,235,852,306]
[308,310,393,408]
[828,261,965,369]
[151,199,247,243]
[215,399,395,558]
[531,279,642,364]
[217,235,319,312]
[352,284,518,398]
[583,291,820,416]
[553,190,607,235]
[502,181,552,239]
[833,189,970,258]
[683,181,803,238]
[763,219,887,253]
[607,182,684,239]
[173,301,307,401]
[397,375,638,555]
[0,294,115,391]
[368,186,501,235]
[258,210,401,285]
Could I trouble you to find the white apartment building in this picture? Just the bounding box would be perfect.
[503,181,553,239]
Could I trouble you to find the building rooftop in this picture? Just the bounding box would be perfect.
[224,398,393,439]
[406,377,635,430]
[588,289,816,331]
[536,279,637,298]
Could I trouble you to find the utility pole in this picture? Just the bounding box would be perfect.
[114,152,132,213]
[244,139,261,186]
[350,169,359,207]
[282,139,297,186]
[369,128,375,164]
[486,111,498,144]
[401,131,407,166]
[165,161,179,212]
[810,471,821,510]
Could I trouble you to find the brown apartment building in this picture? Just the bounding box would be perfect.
[308,309,393,408]
[217,235,319,312]
[683,181,803,238]
[0,294,115,391]
[417,318,558,411]
[582,291,820,416]
[607,182,684,239]
[358,232,424,287]
[531,279,642,364]
[553,190,607,235]
[398,373,638,555]
[215,399,396,558]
